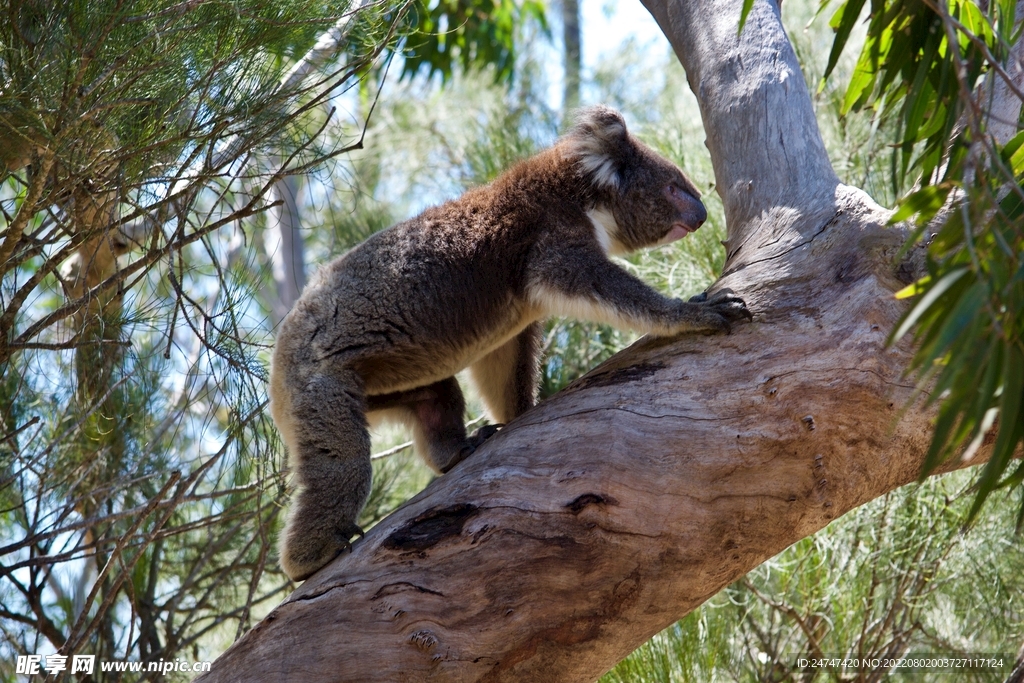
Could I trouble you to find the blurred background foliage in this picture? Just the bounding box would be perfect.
[0,0,1021,680]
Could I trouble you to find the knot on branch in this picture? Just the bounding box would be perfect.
[564,493,619,513]
[382,504,480,552]
[568,361,665,391]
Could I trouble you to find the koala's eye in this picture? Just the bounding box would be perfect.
[668,182,698,201]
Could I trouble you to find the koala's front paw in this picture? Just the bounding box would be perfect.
[280,515,364,582]
[697,288,752,333]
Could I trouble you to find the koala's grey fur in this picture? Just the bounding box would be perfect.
[270,105,751,581]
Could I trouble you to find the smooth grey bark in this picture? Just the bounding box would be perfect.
[983,0,1024,145]
[263,173,307,326]
[562,0,582,114]
[197,0,977,681]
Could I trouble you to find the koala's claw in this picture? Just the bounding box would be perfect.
[340,523,365,544]
[329,524,363,556]
[329,523,364,558]
[698,288,752,331]
[469,423,503,446]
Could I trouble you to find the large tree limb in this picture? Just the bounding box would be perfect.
[198,0,980,680]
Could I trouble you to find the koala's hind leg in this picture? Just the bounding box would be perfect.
[367,377,494,474]
[468,322,542,424]
[278,368,372,582]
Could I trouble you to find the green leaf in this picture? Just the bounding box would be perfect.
[921,399,963,474]
[895,275,932,300]
[738,0,756,35]
[960,0,996,45]
[976,340,1005,424]
[968,340,1024,521]
[1001,130,1024,176]
[915,101,947,142]
[891,266,969,342]
[889,183,954,225]
[823,0,868,82]
[900,37,939,147]
[928,280,987,365]
[843,64,877,114]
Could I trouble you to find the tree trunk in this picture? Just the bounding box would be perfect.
[562,0,581,115]
[198,0,982,680]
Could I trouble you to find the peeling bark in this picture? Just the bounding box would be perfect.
[197,0,985,681]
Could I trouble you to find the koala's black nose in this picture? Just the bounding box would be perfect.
[692,201,707,228]
[666,184,707,229]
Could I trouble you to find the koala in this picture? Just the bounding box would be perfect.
[270,106,751,581]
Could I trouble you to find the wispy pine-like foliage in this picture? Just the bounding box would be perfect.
[0,0,409,676]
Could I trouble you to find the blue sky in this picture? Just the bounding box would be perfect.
[580,0,665,71]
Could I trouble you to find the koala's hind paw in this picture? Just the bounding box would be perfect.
[440,424,503,473]
[281,519,364,582]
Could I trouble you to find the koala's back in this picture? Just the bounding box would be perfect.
[280,199,542,394]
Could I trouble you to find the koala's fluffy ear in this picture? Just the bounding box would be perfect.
[565,105,630,191]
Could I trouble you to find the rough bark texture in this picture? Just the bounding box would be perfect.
[198,0,971,681]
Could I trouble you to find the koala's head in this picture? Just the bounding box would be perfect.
[564,105,707,253]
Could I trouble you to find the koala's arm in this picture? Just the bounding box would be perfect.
[527,243,751,335]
